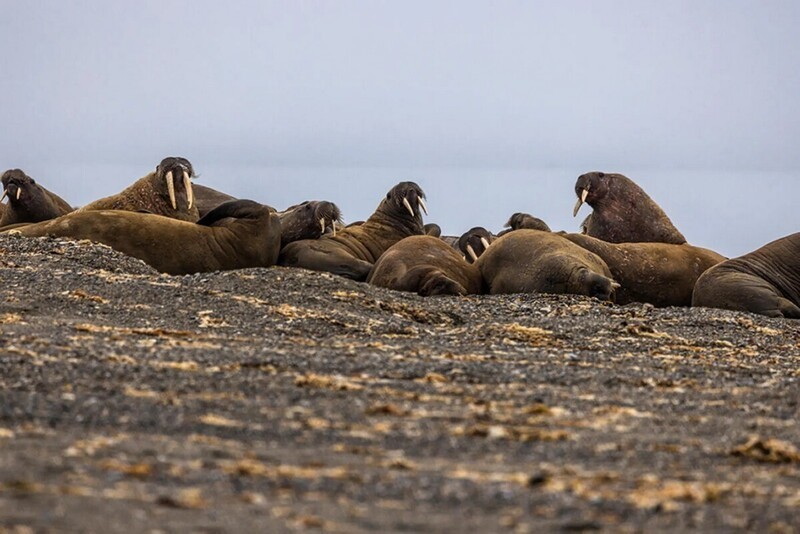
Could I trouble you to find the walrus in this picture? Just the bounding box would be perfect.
[279,182,427,281]
[692,233,800,319]
[458,227,493,263]
[0,169,73,227]
[278,200,343,248]
[424,223,442,237]
[561,233,726,307]
[572,172,686,244]
[475,229,618,300]
[80,157,199,222]
[192,183,237,218]
[367,236,483,296]
[8,200,281,275]
[500,212,551,234]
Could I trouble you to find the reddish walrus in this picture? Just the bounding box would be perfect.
[367,235,482,296]
[475,229,618,301]
[8,200,281,275]
[692,232,800,319]
[572,171,686,244]
[561,233,726,307]
[279,182,427,281]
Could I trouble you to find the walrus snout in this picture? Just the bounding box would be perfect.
[157,157,195,211]
[314,201,343,235]
[387,181,428,219]
[458,227,493,264]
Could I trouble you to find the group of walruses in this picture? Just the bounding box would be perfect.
[1,157,798,320]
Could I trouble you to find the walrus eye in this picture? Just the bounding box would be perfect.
[597,172,605,178]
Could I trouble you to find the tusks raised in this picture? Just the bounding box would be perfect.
[466,244,479,263]
[573,187,589,217]
[402,196,428,218]
[165,170,194,210]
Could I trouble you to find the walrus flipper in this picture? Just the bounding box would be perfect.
[198,199,266,226]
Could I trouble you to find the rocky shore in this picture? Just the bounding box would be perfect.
[0,234,798,532]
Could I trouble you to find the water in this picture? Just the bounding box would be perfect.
[27,163,799,258]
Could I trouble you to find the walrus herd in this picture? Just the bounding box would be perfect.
[1,157,797,320]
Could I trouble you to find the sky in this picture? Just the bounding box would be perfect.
[1,1,798,256]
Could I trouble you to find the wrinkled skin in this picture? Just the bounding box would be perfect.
[476,229,617,301]
[80,157,199,222]
[562,233,726,307]
[573,172,686,244]
[278,201,343,248]
[8,200,281,275]
[457,227,494,264]
[279,182,427,281]
[0,169,73,227]
[693,232,800,319]
[367,236,482,296]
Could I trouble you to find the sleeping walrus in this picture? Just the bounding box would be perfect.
[8,199,281,275]
[572,172,686,244]
[0,169,73,227]
[367,235,483,296]
[475,229,618,301]
[80,157,199,222]
[279,181,427,281]
[692,232,800,319]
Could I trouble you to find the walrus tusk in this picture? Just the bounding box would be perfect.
[320,217,326,234]
[611,281,621,289]
[480,237,491,250]
[166,171,177,210]
[418,197,428,216]
[573,188,589,217]
[402,197,415,217]
[15,188,21,201]
[0,189,6,202]
[332,222,336,237]
[183,171,193,210]
[466,244,479,263]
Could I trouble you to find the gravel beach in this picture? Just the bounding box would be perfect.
[1,234,798,533]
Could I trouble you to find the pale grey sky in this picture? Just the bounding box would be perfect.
[1,1,798,256]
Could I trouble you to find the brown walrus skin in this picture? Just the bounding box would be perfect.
[192,183,237,218]
[0,169,73,227]
[80,157,199,222]
[278,201,343,248]
[572,172,686,244]
[279,182,428,281]
[692,232,800,319]
[367,235,483,296]
[499,212,551,234]
[8,200,282,276]
[475,229,618,301]
[561,233,726,307]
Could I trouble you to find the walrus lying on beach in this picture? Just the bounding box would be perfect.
[0,169,73,227]
[80,157,199,222]
[278,201,343,248]
[499,212,551,234]
[561,233,725,307]
[573,171,686,244]
[8,200,281,275]
[367,235,482,296]
[458,227,493,264]
[692,232,800,319]
[279,182,427,281]
[475,229,618,301]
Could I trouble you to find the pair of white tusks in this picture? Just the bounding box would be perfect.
[402,196,428,218]
[165,170,193,211]
[573,187,590,217]
[320,218,336,236]
[465,237,492,262]
[0,189,21,202]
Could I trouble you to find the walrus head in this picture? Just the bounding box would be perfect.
[573,171,611,217]
[1,169,36,206]
[279,200,344,247]
[381,181,428,224]
[505,212,551,232]
[458,227,493,263]
[571,267,620,302]
[424,223,442,237]
[155,157,195,212]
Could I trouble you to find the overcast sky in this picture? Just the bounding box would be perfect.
[2,1,798,256]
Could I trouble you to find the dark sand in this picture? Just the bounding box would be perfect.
[0,234,798,533]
